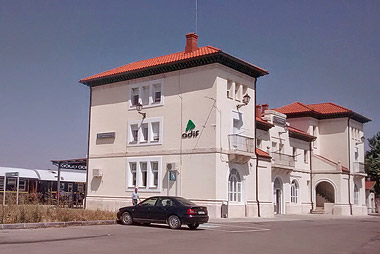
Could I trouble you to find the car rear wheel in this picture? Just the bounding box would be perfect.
[187,223,199,230]
[168,215,181,229]
[120,212,133,225]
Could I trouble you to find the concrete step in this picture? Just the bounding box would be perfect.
[311,209,326,214]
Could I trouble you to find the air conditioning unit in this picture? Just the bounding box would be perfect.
[93,168,103,178]
[166,163,176,171]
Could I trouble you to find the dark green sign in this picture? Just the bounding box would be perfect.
[182,120,199,139]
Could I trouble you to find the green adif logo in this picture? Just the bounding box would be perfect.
[182,120,199,139]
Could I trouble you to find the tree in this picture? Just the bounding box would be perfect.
[365,132,380,195]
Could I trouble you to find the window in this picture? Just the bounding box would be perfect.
[128,117,162,146]
[304,150,309,164]
[354,184,359,205]
[227,81,233,99]
[152,84,161,103]
[129,80,163,109]
[151,162,158,187]
[140,197,158,206]
[131,87,139,106]
[77,184,84,193]
[68,183,73,192]
[228,169,242,202]
[157,197,175,207]
[60,183,65,191]
[140,162,147,188]
[127,157,161,190]
[312,126,317,148]
[291,180,299,203]
[293,147,297,161]
[130,162,137,187]
[19,180,26,191]
[0,178,4,190]
[257,139,262,149]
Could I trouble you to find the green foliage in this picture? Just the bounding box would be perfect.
[365,132,380,195]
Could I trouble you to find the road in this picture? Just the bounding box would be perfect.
[0,215,379,254]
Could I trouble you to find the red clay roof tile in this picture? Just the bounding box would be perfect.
[256,148,271,158]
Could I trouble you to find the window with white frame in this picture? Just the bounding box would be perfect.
[127,157,161,190]
[228,169,242,202]
[128,117,162,146]
[129,80,163,109]
[304,150,309,164]
[354,184,359,205]
[291,180,299,203]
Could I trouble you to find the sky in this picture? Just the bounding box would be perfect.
[0,0,379,169]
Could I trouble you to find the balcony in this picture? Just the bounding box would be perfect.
[353,162,365,174]
[271,152,295,168]
[228,134,254,164]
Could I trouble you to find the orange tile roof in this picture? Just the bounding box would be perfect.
[365,181,376,190]
[256,148,271,158]
[288,126,316,141]
[80,46,221,83]
[80,44,268,86]
[276,102,371,123]
[256,116,274,127]
[314,154,349,172]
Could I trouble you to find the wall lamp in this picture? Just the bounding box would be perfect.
[279,123,290,135]
[237,94,251,110]
[355,136,365,145]
[136,103,146,119]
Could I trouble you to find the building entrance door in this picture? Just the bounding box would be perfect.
[274,178,283,214]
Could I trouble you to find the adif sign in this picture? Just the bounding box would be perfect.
[182,120,199,139]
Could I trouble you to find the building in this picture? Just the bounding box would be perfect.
[275,102,371,215]
[80,34,371,218]
[365,181,376,214]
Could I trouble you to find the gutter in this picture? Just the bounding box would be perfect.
[254,78,261,217]
[310,142,314,212]
[84,87,92,209]
[348,117,353,215]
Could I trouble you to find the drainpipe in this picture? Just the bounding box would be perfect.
[348,117,353,215]
[309,142,314,212]
[254,79,261,217]
[84,87,92,209]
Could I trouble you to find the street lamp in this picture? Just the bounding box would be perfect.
[136,103,146,119]
[237,94,251,110]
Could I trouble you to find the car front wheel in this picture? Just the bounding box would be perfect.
[187,223,199,230]
[168,215,181,229]
[120,212,133,225]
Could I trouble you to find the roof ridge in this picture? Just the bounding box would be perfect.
[308,102,351,112]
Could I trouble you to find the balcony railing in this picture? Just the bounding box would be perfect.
[228,134,254,154]
[271,152,295,167]
[353,162,365,174]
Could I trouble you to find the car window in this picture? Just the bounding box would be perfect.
[173,197,196,206]
[157,198,176,207]
[140,197,158,207]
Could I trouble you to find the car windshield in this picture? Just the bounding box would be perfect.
[174,197,196,206]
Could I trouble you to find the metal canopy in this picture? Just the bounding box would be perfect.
[51,158,87,170]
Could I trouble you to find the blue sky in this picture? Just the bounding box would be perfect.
[0,0,379,169]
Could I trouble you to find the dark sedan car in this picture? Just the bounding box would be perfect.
[117,196,209,229]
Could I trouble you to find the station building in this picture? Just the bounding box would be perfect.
[80,34,370,217]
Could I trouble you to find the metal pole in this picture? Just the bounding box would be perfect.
[167,171,170,196]
[16,175,19,205]
[57,162,61,206]
[3,175,6,206]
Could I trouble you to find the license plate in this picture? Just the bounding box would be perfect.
[198,211,205,214]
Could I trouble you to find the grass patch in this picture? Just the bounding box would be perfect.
[0,205,115,224]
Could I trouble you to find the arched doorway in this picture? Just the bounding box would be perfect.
[273,178,283,214]
[228,169,242,203]
[315,181,335,208]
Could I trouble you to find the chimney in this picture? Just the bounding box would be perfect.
[256,105,262,117]
[185,33,198,53]
[262,104,269,114]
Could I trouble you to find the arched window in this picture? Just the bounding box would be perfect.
[354,184,359,205]
[291,180,299,203]
[228,169,241,202]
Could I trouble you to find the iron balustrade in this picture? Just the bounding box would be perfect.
[228,134,254,153]
[353,162,365,173]
[271,152,295,167]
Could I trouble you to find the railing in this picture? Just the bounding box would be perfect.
[271,152,295,167]
[353,162,365,173]
[228,134,254,153]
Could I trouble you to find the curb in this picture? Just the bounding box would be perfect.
[0,220,117,230]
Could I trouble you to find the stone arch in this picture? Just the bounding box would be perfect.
[315,180,336,207]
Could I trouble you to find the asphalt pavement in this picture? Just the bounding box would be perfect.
[0,215,379,254]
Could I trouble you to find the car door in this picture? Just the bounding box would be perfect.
[153,197,177,222]
[137,197,159,221]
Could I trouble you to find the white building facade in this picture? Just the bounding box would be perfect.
[80,34,371,218]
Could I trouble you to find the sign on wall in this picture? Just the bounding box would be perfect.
[182,120,199,139]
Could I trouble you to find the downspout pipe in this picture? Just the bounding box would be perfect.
[254,79,261,217]
[84,87,92,209]
[348,117,353,215]
[309,142,314,213]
